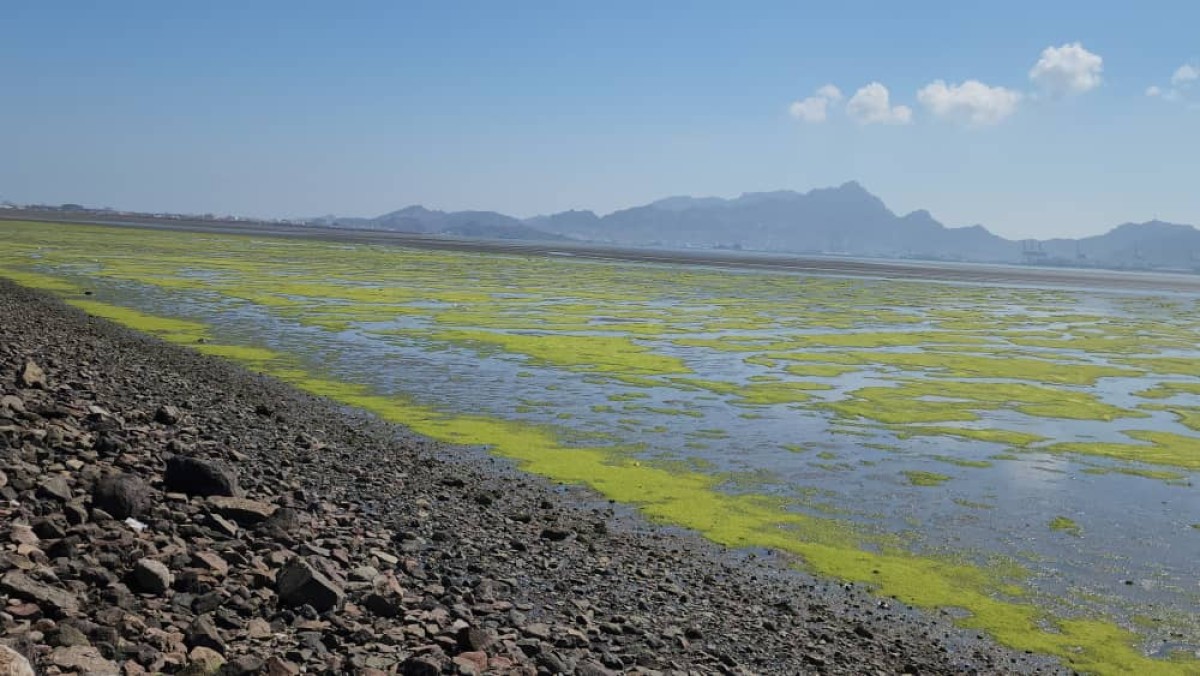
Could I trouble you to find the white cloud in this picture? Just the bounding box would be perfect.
[1171,64,1199,86]
[1029,42,1103,95]
[788,84,843,123]
[1147,63,1199,104]
[917,79,1022,126]
[845,83,912,125]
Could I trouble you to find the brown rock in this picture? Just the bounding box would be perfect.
[192,550,229,576]
[19,360,46,389]
[49,645,119,674]
[0,645,35,676]
[207,496,276,525]
[0,571,80,617]
[276,557,345,612]
[132,558,174,594]
[9,524,38,547]
[178,646,225,676]
[246,617,273,640]
[264,656,300,676]
[453,652,488,675]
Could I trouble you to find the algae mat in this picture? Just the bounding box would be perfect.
[2,220,1199,674]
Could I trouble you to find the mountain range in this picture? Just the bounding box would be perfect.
[309,182,1200,271]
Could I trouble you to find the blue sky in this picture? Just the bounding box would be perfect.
[1,1,1197,239]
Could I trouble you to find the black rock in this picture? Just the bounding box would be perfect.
[165,454,240,497]
[276,557,345,612]
[92,473,152,519]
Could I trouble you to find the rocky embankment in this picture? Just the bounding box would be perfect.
[0,279,1068,675]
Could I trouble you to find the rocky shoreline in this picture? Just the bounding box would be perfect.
[0,279,1068,675]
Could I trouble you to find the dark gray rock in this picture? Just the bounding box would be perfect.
[131,558,173,594]
[165,454,241,497]
[186,614,227,654]
[91,472,152,519]
[276,557,345,612]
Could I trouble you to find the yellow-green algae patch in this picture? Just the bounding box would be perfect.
[1047,431,1200,471]
[1135,382,1200,399]
[827,380,1144,426]
[903,470,952,486]
[895,425,1045,447]
[67,300,210,344]
[1049,517,1083,537]
[427,329,690,376]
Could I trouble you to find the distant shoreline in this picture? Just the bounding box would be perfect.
[4,210,1200,294]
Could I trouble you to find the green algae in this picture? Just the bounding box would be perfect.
[782,363,860,378]
[928,455,993,469]
[903,470,952,487]
[828,380,1144,427]
[1048,430,1200,471]
[895,425,1045,447]
[1135,381,1200,399]
[1050,517,1082,537]
[67,300,210,344]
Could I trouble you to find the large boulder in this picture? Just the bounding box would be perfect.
[165,455,240,497]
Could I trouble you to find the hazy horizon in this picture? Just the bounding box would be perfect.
[2,1,1198,239]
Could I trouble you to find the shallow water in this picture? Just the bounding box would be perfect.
[1,220,1199,673]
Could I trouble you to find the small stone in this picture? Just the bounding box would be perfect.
[178,646,225,676]
[49,623,91,647]
[363,592,401,618]
[165,455,240,497]
[458,626,495,652]
[154,405,183,425]
[0,394,25,413]
[453,652,487,675]
[577,662,619,676]
[207,496,276,525]
[19,360,46,389]
[132,558,173,594]
[192,550,229,576]
[37,476,73,502]
[208,513,239,537]
[0,645,34,676]
[264,656,301,676]
[540,527,573,541]
[224,654,266,675]
[186,614,226,654]
[92,473,153,519]
[246,617,273,640]
[9,524,38,546]
[276,557,345,612]
[49,645,119,673]
[400,656,442,676]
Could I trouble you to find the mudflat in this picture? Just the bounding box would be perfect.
[0,281,1069,674]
